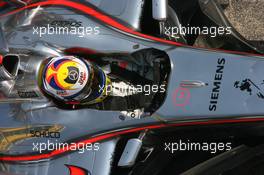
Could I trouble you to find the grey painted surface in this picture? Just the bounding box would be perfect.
[156,47,264,119]
[0,2,264,175]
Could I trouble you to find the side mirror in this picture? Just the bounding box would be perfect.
[152,0,168,21]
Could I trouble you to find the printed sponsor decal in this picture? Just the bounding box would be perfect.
[30,130,60,138]
[51,20,83,28]
[234,78,264,99]
[0,125,63,152]
[209,58,226,111]
[18,91,39,98]
[173,87,191,110]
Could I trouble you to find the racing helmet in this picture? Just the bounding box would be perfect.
[41,56,111,104]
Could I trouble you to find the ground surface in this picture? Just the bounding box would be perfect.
[218,0,264,41]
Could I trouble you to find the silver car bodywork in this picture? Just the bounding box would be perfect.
[0,1,263,175]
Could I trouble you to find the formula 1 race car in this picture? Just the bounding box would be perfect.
[0,0,264,175]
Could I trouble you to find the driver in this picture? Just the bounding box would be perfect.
[40,56,112,105]
[39,52,164,119]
